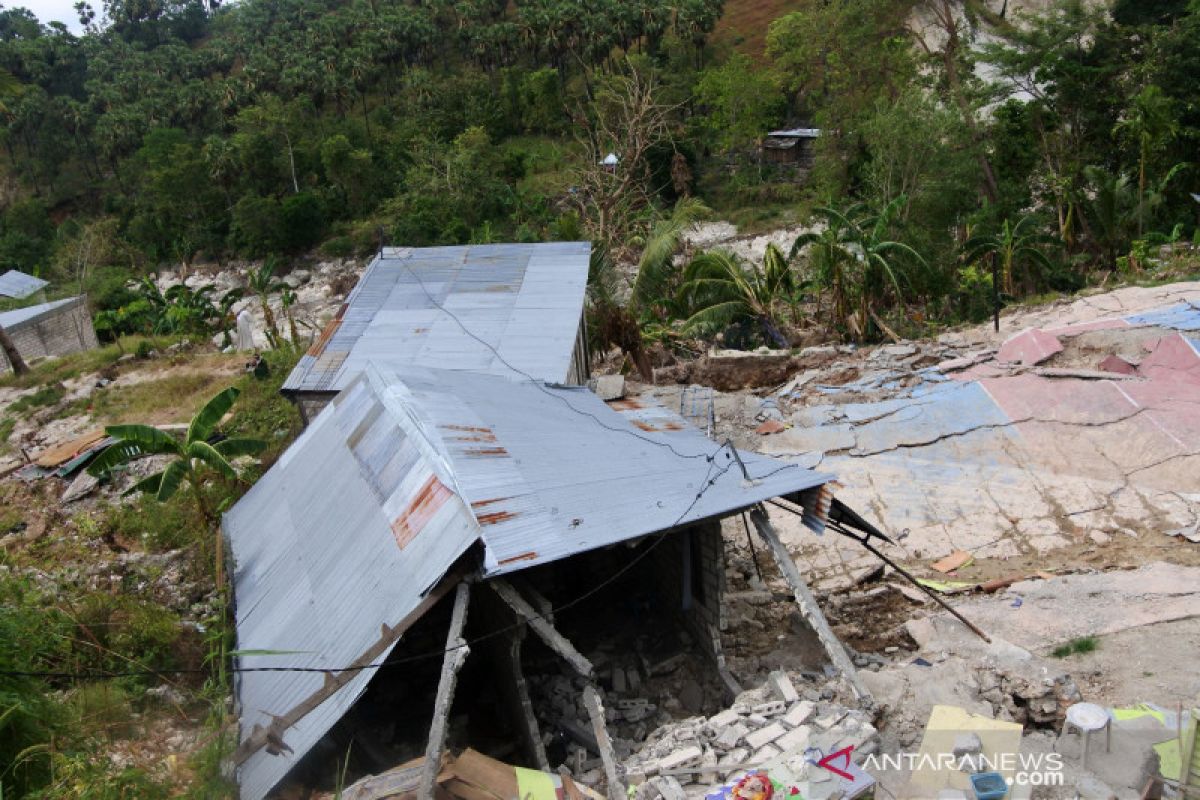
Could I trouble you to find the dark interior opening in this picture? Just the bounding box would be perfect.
[274,524,730,795]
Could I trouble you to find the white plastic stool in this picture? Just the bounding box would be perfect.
[1056,702,1111,766]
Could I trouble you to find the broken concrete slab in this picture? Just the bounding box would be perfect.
[589,374,626,401]
[946,562,1200,654]
[997,327,1064,365]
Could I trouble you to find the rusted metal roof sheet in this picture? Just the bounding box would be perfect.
[0,269,48,299]
[282,243,590,395]
[226,365,833,800]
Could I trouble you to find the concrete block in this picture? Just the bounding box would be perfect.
[589,374,626,401]
[768,670,800,703]
[719,747,748,767]
[714,723,748,751]
[709,709,742,728]
[749,744,781,765]
[775,725,811,754]
[744,722,788,751]
[747,713,768,727]
[753,701,787,717]
[658,745,703,772]
[783,701,816,728]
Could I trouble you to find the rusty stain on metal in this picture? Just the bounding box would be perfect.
[631,420,685,433]
[608,398,644,411]
[442,424,492,433]
[391,475,453,549]
[470,497,512,509]
[464,446,508,458]
[413,327,429,334]
[306,304,349,357]
[497,551,538,565]
[476,510,519,526]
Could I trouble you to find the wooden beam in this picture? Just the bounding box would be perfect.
[487,579,594,678]
[418,582,472,800]
[749,508,871,704]
[582,684,625,800]
[234,570,463,766]
[506,626,550,770]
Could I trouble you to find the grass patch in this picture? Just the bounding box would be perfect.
[1051,635,1099,658]
[79,360,242,425]
[9,383,66,416]
[224,347,304,468]
[0,335,180,391]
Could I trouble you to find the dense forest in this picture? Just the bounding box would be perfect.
[2,0,1200,341]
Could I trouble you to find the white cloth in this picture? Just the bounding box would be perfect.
[236,309,256,351]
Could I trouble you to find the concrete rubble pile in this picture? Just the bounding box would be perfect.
[621,671,878,799]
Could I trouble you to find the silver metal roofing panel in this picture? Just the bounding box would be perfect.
[0,270,48,299]
[225,375,479,800]
[0,296,81,329]
[228,365,833,798]
[283,243,590,394]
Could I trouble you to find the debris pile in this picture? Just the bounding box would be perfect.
[622,672,878,798]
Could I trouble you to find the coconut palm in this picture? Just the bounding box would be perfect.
[629,196,710,319]
[962,216,1059,296]
[87,387,265,588]
[1114,85,1178,237]
[678,243,796,348]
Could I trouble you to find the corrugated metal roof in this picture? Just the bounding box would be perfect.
[283,243,591,395]
[0,270,48,299]
[0,296,81,329]
[768,128,821,138]
[226,365,833,800]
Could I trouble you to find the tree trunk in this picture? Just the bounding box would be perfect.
[0,324,29,375]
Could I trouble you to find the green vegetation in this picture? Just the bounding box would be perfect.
[1051,635,1100,658]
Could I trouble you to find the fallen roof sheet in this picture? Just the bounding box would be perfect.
[762,296,1200,589]
[0,296,80,329]
[226,365,831,800]
[0,269,48,299]
[282,242,591,396]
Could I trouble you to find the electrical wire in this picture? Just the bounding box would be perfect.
[0,258,807,682]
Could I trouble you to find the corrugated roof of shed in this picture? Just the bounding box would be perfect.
[225,365,833,800]
[0,296,81,329]
[282,242,591,395]
[0,269,48,299]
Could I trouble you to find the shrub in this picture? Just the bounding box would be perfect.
[229,194,283,257]
[280,192,326,252]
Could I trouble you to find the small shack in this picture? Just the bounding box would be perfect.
[761,128,820,167]
[0,269,49,301]
[282,243,592,424]
[0,296,98,374]
[224,365,849,800]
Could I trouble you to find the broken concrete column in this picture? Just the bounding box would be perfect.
[749,508,871,704]
[418,581,472,800]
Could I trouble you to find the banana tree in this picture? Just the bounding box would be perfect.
[87,387,265,589]
[962,216,1059,297]
[246,259,286,347]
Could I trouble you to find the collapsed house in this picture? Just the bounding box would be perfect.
[223,364,853,800]
[0,296,99,374]
[282,243,592,423]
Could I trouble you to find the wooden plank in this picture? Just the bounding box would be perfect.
[487,579,593,678]
[419,582,473,800]
[582,685,625,800]
[750,508,871,703]
[35,429,106,468]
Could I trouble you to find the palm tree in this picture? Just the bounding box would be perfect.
[87,387,265,589]
[629,196,710,319]
[1114,85,1178,237]
[678,243,796,348]
[963,216,1059,297]
[792,198,926,341]
[246,259,286,346]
